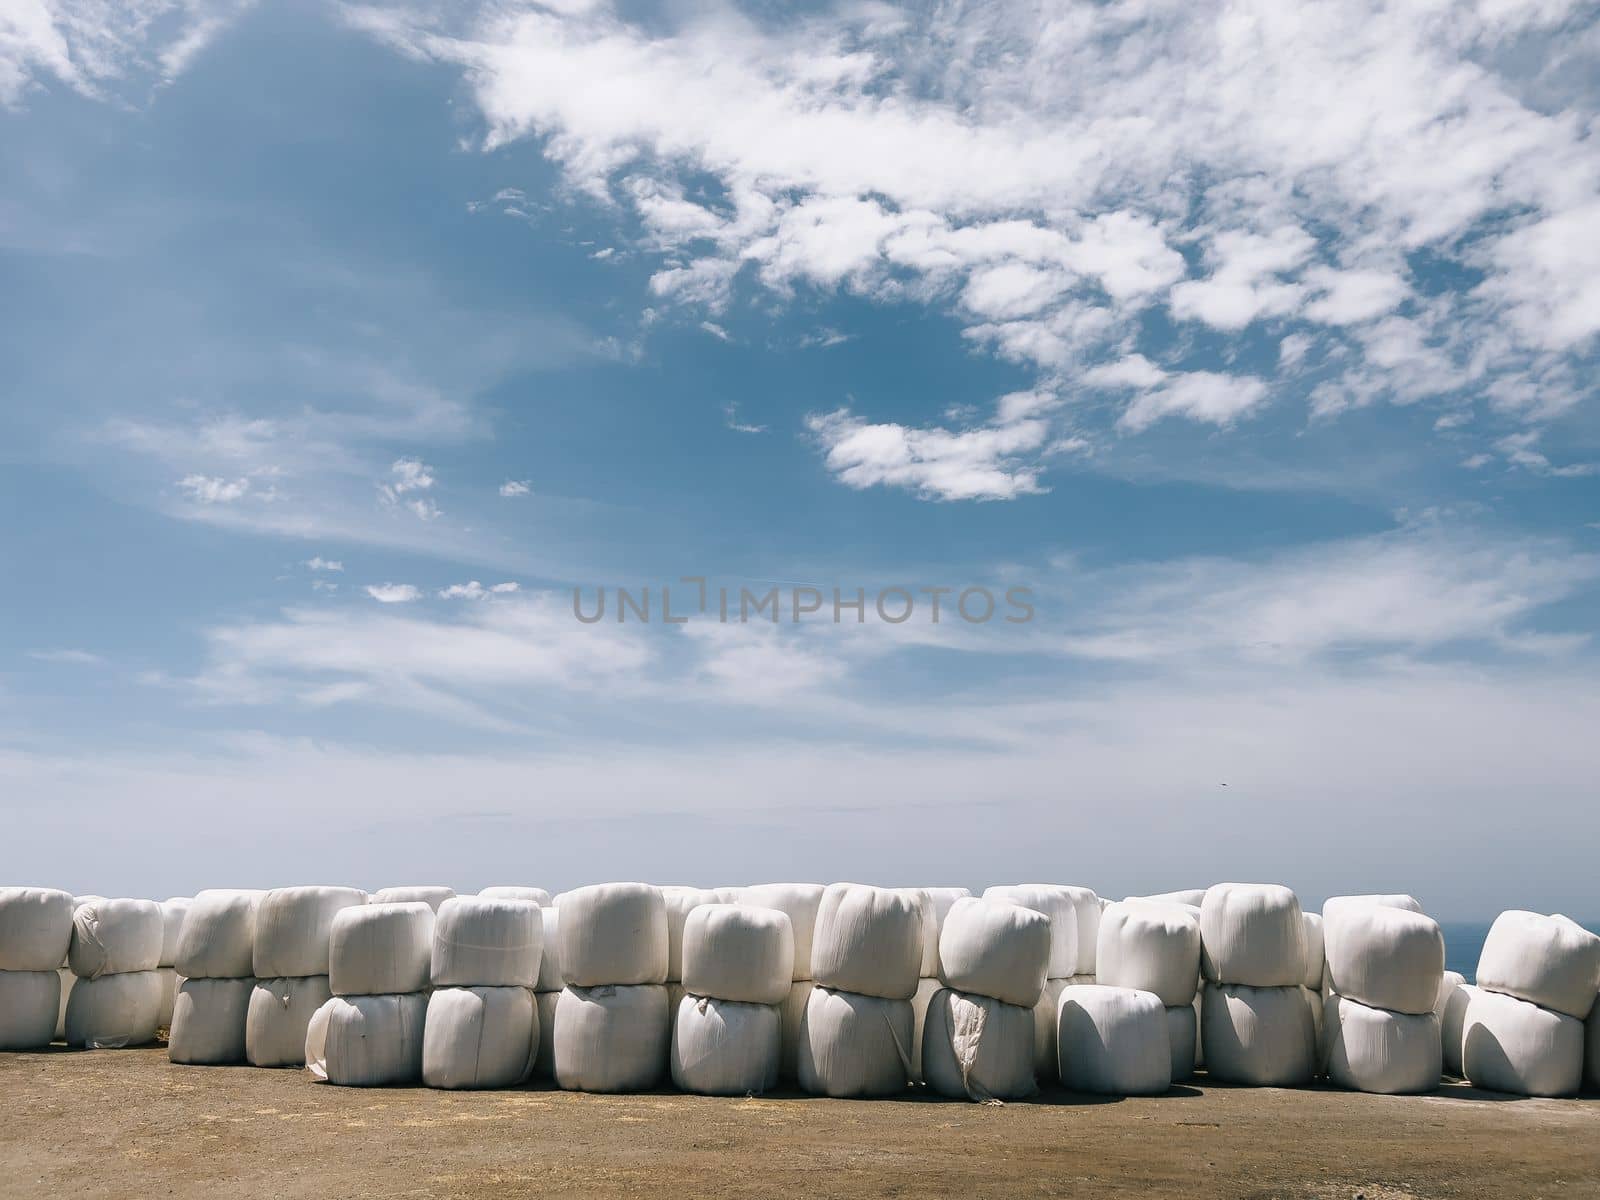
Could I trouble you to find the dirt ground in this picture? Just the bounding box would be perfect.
[3,1048,1598,1199]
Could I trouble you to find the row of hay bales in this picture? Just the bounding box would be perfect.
[1,883,1596,1101]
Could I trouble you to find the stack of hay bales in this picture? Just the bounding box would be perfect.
[1300,911,1325,1051]
[1462,911,1599,1097]
[799,883,921,1097]
[921,897,1049,1101]
[423,896,543,1088]
[553,883,670,1093]
[478,886,551,906]
[1057,984,1172,1095]
[169,890,263,1064]
[1199,883,1315,1086]
[738,883,824,1081]
[1320,902,1445,1093]
[55,895,105,1040]
[156,897,190,1028]
[896,886,970,1082]
[1096,900,1202,1082]
[0,887,74,1050]
[306,901,434,1085]
[245,886,365,1067]
[981,884,1082,1079]
[530,906,564,1080]
[671,903,793,1095]
[65,897,165,1049]
[661,885,720,1020]
[372,886,454,912]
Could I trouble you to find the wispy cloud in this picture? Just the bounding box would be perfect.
[27,649,103,665]
[498,480,531,497]
[305,556,343,572]
[365,582,421,603]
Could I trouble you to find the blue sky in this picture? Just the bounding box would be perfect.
[2,0,1598,916]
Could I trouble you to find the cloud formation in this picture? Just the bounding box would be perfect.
[350,0,1600,500]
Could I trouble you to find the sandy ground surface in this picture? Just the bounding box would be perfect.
[3,1047,1598,1199]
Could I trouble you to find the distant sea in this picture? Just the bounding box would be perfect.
[1437,920,1600,983]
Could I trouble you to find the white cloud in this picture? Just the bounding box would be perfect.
[365,583,421,603]
[378,458,441,520]
[351,0,1600,497]
[806,408,1048,501]
[439,580,521,599]
[1050,526,1599,664]
[177,474,250,504]
[305,556,343,572]
[498,480,531,497]
[1119,372,1271,433]
[1302,266,1409,325]
[27,648,103,665]
[0,0,254,108]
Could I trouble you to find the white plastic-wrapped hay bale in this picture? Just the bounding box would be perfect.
[558,883,668,988]
[936,897,1050,1009]
[681,904,792,1006]
[534,908,563,994]
[895,888,937,978]
[1060,886,1101,977]
[1301,913,1324,990]
[1323,905,1444,1016]
[1057,985,1170,1096]
[423,985,538,1089]
[69,898,163,979]
[1441,981,1476,1077]
[174,890,263,980]
[0,970,60,1050]
[1200,884,1306,988]
[329,902,433,996]
[1165,1000,1197,1082]
[1586,997,1599,1090]
[253,886,366,979]
[0,887,74,971]
[371,885,454,913]
[246,975,333,1067]
[479,886,551,906]
[738,884,824,981]
[671,994,780,1095]
[1032,977,1069,1077]
[909,975,941,1080]
[1321,894,1423,922]
[1322,994,1440,1094]
[981,885,1080,981]
[662,886,720,982]
[157,967,179,1028]
[431,897,542,989]
[1475,911,1600,1020]
[170,977,254,1064]
[776,979,811,1081]
[532,989,560,1079]
[797,986,913,1098]
[1095,901,1201,1008]
[305,992,427,1086]
[1200,982,1316,1086]
[158,898,190,969]
[921,987,1036,1101]
[63,970,162,1048]
[55,967,73,1041]
[915,887,973,978]
[1302,985,1324,1061]
[1128,889,1207,908]
[1461,986,1583,1097]
[553,983,670,1092]
[811,884,923,1001]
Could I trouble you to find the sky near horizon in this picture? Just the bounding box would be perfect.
[2,0,1598,918]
